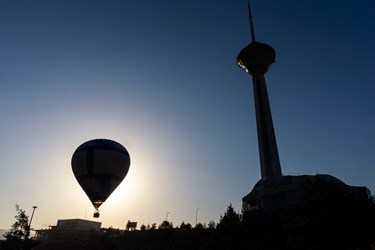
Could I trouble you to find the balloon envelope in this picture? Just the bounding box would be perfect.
[71,139,130,211]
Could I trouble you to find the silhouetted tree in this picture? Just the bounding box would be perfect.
[207,220,216,229]
[2,204,31,250]
[217,204,241,231]
[158,221,173,230]
[214,204,245,250]
[179,221,192,230]
[140,224,146,231]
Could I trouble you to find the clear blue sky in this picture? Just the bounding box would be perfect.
[0,0,374,230]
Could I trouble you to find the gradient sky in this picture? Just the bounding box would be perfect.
[0,0,374,230]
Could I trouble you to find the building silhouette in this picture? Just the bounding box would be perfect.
[237,1,370,218]
[34,219,101,243]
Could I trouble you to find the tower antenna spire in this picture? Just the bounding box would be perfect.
[248,0,256,42]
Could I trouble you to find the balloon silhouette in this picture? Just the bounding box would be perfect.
[72,139,130,218]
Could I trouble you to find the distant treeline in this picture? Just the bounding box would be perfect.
[3,181,375,250]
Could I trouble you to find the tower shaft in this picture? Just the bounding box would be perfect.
[237,40,282,179]
[252,72,282,179]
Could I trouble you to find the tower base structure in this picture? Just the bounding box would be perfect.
[242,174,371,219]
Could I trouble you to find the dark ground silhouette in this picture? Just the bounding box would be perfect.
[2,181,375,250]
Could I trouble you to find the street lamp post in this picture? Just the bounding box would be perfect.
[195,208,199,226]
[29,206,37,228]
[166,212,169,221]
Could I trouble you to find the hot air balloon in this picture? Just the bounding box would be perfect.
[71,139,130,218]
